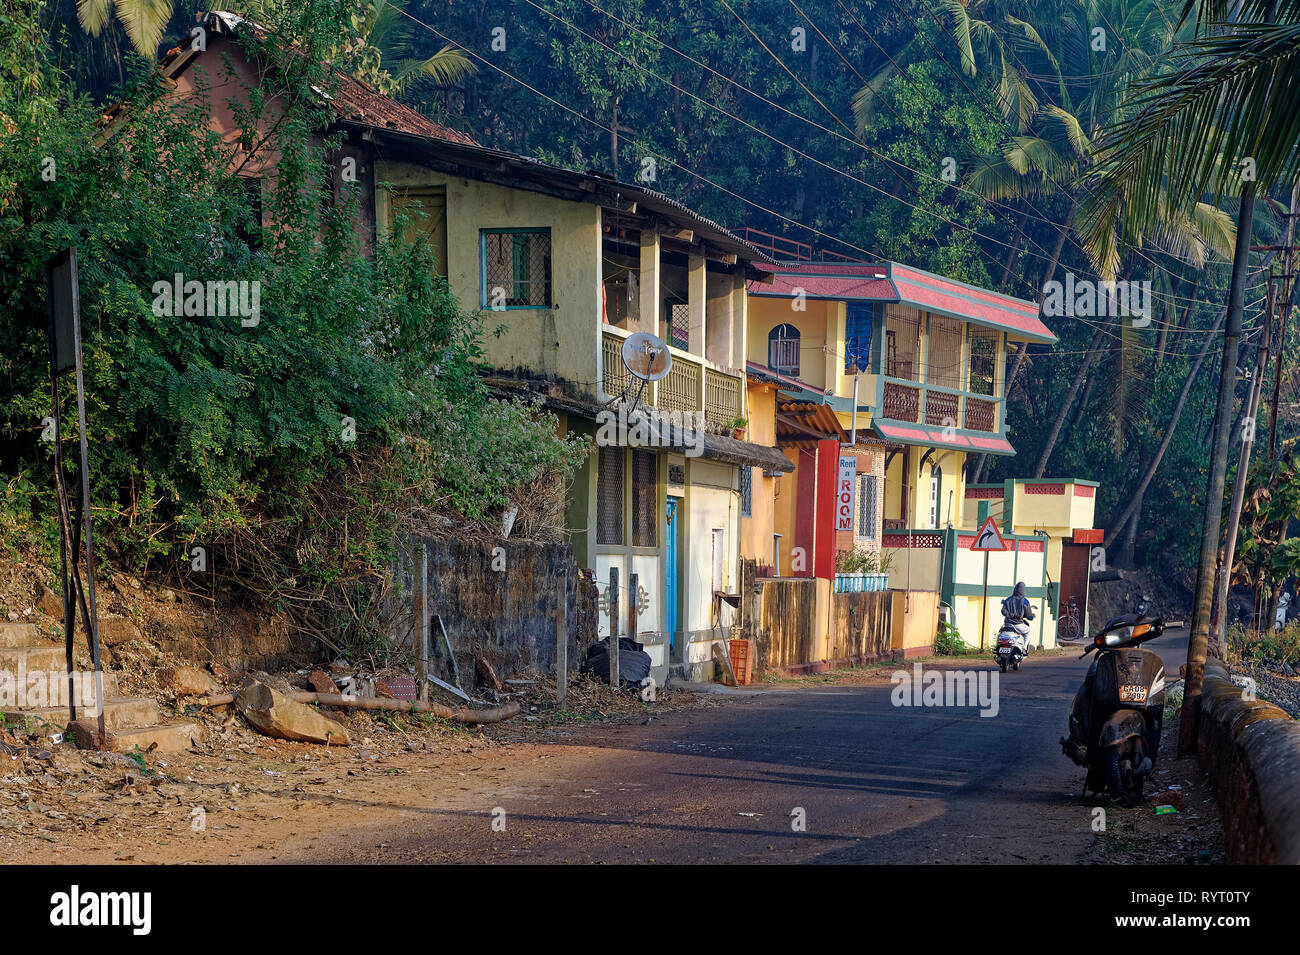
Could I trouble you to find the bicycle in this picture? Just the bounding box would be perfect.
[1057,595,1083,642]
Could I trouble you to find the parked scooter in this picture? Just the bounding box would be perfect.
[994,618,1031,672]
[1061,613,1167,806]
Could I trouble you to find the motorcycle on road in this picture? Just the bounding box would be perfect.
[1061,613,1167,806]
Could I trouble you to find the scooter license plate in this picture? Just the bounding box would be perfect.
[996,646,1012,654]
[1119,684,1148,702]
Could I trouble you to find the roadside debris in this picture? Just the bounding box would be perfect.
[235,680,352,746]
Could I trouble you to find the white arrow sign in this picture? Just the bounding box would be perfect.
[972,516,1006,551]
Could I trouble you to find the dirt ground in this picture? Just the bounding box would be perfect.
[0,673,712,864]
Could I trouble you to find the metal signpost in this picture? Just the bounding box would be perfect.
[972,516,1007,651]
[45,248,107,744]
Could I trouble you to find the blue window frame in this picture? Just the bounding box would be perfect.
[845,303,872,372]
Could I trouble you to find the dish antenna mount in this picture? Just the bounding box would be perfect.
[616,331,672,413]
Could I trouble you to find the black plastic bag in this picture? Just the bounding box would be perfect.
[581,636,652,685]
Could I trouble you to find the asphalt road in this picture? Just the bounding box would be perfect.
[300,629,1193,864]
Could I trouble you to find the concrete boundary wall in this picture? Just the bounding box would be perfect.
[1198,660,1300,864]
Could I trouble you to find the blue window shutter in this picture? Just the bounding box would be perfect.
[845,304,873,372]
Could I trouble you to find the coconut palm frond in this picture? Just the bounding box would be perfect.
[114,0,173,55]
[76,0,113,36]
[415,44,476,87]
[1082,23,1300,244]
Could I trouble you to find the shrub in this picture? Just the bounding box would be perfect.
[934,618,966,655]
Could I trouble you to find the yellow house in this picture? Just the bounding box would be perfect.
[740,256,1069,657]
[363,131,791,682]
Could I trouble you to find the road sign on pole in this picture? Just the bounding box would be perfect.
[971,517,1006,650]
[971,516,1006,551]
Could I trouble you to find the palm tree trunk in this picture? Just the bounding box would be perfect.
[1103,305,1226,549]
[1033,323,1107,478]
[1180,185,1256,757]
[1000,210,1030,286]
[1214,336,1267,649]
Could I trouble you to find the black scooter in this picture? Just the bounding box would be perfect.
[1060,613,1167,806]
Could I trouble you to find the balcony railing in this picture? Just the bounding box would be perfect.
[924,390,959,428]
[965,397,997,432]
[659,355,700,415]
[705,367,741,427]
[882,381,921,423]
[602,329,742,432]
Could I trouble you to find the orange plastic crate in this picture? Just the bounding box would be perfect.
[729,638,753,685]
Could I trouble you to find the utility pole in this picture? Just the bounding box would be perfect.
[1212,180,1299,652]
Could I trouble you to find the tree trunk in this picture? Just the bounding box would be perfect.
[1215,335,1267,648]
[1033,323,1107,478]
[1103,305,1226,548]
[1180,185,1256,758]
[1000,210,1030,286]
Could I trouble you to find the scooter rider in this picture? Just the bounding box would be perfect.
[1000,581,1034,652]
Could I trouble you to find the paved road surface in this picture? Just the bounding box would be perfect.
[291,629,1191,864]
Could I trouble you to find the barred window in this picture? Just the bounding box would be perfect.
[969,330,999,396]
[857,473,878,539]
[739,466,753,518]
[481,229,551,308]
[597,446,624,546]
[631,450,658,547]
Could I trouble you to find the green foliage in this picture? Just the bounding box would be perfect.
[934,617,966,655]
[1,0,587,649]
[1226,621,1300,667]
[834,545,893,576]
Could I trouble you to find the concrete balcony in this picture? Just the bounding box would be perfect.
[602,327,743,431]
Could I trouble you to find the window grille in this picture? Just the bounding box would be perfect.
[969,330,998,396]
[631,450,658,547]
[482,229,551,307]
[768,324,800,375]
[740,467,753,518]
[597,446,624,545]
[858,473,878,538]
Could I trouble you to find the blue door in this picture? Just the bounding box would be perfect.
[665,496,681,649]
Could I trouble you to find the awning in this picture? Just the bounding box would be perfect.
[776,400,847,442]
[874,419,1015,456]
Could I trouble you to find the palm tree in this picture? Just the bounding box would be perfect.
[854,0,1058,134]
[1079,0,1300,753]
[968,2,1235,476]
[332,0,475,97]
[75,0,172,56]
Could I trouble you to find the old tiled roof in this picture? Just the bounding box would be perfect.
[148,11,475,146]
[328,72,475,145]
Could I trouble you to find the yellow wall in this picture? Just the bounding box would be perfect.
[883,447,969,528]
[747,297,834,391]
[740,382,779,567]
[376,163,603,393]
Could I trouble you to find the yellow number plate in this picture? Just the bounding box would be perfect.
[1119,685,1148,703]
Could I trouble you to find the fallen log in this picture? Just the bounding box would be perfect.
[198,691,520,724]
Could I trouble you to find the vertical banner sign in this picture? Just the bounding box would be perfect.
[836,455,857,532]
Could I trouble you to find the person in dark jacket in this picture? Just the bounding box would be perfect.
[1000,581,1035,653]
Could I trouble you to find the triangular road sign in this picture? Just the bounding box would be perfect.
[972,516,1006,551]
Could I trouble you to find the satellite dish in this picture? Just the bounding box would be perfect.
[621,332,672,382]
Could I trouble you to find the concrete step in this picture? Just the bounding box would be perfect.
[0,622,55,648]
[70,719,204,754]
[0,645,71,672]
[3,696,158,732]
